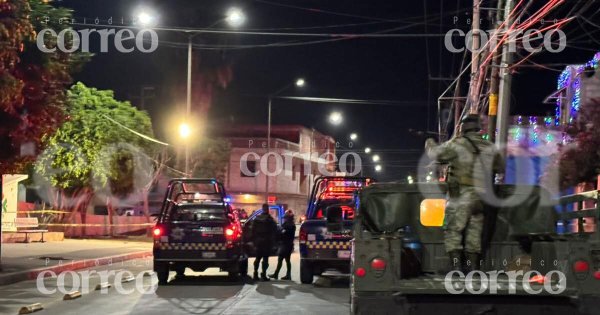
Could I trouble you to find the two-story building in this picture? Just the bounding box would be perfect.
[220,125,336,218]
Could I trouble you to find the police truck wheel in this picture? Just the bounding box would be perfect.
[300,260,313,284]
[174,265,186,277]
[239,259,248,276]
[155,261,169,285]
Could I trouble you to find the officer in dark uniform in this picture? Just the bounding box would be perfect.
[270,210,296,280]
[426,114,504,271]
[251,204,278,281]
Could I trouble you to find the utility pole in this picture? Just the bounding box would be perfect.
[496,0,516,154]
[487,0,506,142]
[468,0,482,114]
[185,35,192,177]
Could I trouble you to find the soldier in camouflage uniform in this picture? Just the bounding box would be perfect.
[425,114,504,271]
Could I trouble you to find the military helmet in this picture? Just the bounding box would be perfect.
[460,114,481,132]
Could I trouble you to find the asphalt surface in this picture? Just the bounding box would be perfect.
[0,250,350,315]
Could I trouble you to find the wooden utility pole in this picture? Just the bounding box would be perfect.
[496,0,516,154]
[468,0,482,114]
[487,0,506,142]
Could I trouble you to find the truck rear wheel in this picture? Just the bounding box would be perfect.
[300,260,313,284]
[154,261,169,285]
[239,259,248,276]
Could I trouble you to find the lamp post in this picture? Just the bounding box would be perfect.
[265,78,305,201]
[137,7,244,176]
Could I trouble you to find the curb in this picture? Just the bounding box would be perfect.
[0,250,152,286]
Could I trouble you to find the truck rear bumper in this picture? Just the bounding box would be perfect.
[352,292,598,315]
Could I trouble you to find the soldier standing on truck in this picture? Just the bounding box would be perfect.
[425,114,504,272]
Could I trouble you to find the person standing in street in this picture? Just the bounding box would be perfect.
[270,210,296,280]
[250,204,278,281]
[425,114,504,272]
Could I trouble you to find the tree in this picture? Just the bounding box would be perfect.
[34,82,156,233]
[0,0,88,173]
[190,138,231,182]
[556,98,600,190]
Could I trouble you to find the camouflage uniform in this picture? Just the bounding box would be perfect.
[426,131,504,254]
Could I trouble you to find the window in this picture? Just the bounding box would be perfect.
[170,206,227,222]
[241,160,257,177]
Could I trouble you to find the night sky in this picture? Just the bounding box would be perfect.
[56,0,600,180]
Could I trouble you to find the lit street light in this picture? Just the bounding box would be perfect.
[350,133,357,141]
[372,154,380,162]
[364,147,371,154]
[296,78,305,87]
[375,165,382,172]
[225,7,246,27]
[328,111,343,125]
[407,175,414,184]
[135,8,158,27]
[179,123,191,139]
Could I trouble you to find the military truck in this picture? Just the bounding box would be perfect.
[348,182,600,315]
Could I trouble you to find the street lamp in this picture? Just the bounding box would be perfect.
[328,111,343,125]
[364,147,371,154]
[179,123,191,139]
[225,7,246,27]
[177,7,245,177]
[372,154,380,162]
[350,133,357,141]
[266,78,306,201]
[375,165,382,172]
[407,175,414,184]
[134,8,158,27]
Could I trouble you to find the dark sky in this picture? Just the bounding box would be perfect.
[57,0,600,180]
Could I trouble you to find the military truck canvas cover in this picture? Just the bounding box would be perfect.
[358,183,558,244]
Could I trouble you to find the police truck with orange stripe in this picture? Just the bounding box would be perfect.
[299,176,372,284]
[153,179,247,284]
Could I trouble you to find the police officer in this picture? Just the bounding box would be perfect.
[425,114,504,272]
[251,204,278,281]
[269,210,296,280]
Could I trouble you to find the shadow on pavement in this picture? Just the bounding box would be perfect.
[253,275,350,305]
[161,274,250,287]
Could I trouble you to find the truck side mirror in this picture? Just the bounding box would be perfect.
[326,206,343,233]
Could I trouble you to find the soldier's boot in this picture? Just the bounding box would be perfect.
[464,252,481,273]
[281,270,291,280]
[448,250,463,272]
[253,271,259,281]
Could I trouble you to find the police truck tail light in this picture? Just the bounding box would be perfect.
[225,225,240,240]
[594,271,600,280]
[299,228,307,242]
[573,260,589,273]
[152,226,162,237]
[355,267,366,278]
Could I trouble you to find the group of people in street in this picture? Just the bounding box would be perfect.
[247,204,296,281]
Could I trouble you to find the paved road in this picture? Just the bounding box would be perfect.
[0,250,350,315]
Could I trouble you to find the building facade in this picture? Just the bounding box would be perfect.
[221,125,336,218]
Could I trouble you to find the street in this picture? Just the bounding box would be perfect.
[0,249,350,315]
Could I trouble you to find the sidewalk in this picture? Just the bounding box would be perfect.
[0,239,153,285]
